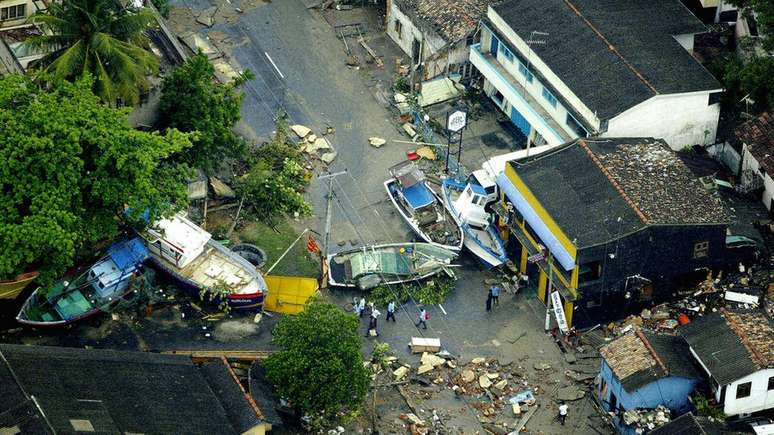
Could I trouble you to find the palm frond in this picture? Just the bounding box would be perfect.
[46,39,87,80]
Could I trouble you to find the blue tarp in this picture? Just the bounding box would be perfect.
[108,237,150,271]
[403,183,435,210]
[496,173,575,271]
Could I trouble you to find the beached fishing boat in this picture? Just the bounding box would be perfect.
[0,271,39,300]
[17,238,150,327]
[384,160,463,251]
[441,172,508,268]
[142,213,267,311]
[327,242,457,290]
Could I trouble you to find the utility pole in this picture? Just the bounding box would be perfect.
[544,251,554,332]
[318,170,347,258]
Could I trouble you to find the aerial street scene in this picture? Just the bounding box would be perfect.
[2,0,774,433]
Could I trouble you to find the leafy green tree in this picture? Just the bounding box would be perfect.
[159,53,252,174]
[0,74,192,282]
[726,0,774,52]
[25,0,159,105]
[265,300,370,426]
[711,54,774,112]
[236,158,311,224]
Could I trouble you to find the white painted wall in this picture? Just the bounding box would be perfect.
[741,144,774,210]
[386,0,456,80]
[673,33,696,53]
[722,368,774,416]
[487,6,601,132]
[603,91,721,150]
[0,0,35,30]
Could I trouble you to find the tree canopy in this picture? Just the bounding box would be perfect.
[265,300,370,426]
[726,0,774,52]
[0,74,192,282]
[159,53,250,174]
[25,0,160,105]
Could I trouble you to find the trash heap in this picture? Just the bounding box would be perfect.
[619,405,672,433]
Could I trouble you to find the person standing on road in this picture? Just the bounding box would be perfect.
[490,285,500,306]
[558,401,568,426]
[358,298,366,318]
[353,297,361,316]
[386,301,396,322]
[366,307,381,337]
[486,288,493,312]
[415,308,428,329]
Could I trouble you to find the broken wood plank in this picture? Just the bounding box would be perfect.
[163,350,275,361]
[358,36,383,67]
[513,404,538,433]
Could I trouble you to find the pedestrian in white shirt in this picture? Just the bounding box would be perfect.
[386,301,396,322]
[558,401,568,426]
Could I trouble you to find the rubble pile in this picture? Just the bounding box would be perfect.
[618,405,672,432]
[291,124,338,165]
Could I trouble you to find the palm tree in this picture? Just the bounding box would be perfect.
[25,0,159,105]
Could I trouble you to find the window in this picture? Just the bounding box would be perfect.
[394,20,402,39]
[518,62,534,83]
[566,113,589,137]
[579,261,602,283]
[1,4,26,20]
[694,241,709,259]
[492,90,504,105]
[768,376,774,391]
[465,33,476,47]
[542,87,557,108]
[499,44,514,62]
[736,382,751,399]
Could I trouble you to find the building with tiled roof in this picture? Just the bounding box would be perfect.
[494,137,732,327]
[470,0,723,150]
[385,0,494,80]
[680,310,774,416]
[598,330,701,433]
[737,112,774,212]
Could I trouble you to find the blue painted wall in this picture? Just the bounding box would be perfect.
[599,360,699,434]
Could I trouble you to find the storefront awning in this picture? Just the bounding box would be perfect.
[496,173,575,271]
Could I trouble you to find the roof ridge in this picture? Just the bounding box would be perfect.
[636,329,669,375]
[561,0,658,95]
[721,309,768,369]
[577,140,650,224]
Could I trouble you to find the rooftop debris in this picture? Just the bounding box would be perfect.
[736,112,774,174]
[394,0,493,43]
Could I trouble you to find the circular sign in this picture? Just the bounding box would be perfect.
[447,110,467,133]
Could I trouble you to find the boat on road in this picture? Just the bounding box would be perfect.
[384,160,463,251]
[327,242,457,290]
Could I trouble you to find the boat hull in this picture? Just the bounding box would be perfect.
[326,242,456,289]
[384,179,463,251]
[148,252,265,312]
[0,271,39,300]
[16,287,111,328]
[441,179,508,269]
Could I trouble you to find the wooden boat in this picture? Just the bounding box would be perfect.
[0,271,39,300]
[441,174,508,269]
[327,242,457,290]
[142,213,267,311]
[16,238,150,327]
[384,160,463,251]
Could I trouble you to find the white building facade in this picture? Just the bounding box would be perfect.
[470,0,723,150]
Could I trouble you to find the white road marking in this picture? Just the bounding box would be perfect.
[264,52,285,79]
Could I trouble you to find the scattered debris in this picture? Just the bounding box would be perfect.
[393,365,409,380]
[556,385,585,401]
[290,124,312,138]
[369,137,387,148]
[402,123,417,138]
[478,374,492,389]
[321,151,337,164]
[415,146,436,160]
[410,337,440,353]
[209,177,235,199]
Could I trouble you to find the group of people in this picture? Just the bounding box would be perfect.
[353,297,430,336]
[486,284,500,312]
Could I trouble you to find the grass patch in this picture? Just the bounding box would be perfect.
[236,219,320,278]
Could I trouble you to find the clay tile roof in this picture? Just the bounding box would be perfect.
[600,330,700,392]
[723,310,774,369]
[396,0,494,43]
[588,139,730,225]
[736,112,774,174]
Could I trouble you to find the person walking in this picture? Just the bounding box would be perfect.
[415,308,429,329]
[358,298,366,318]
[386,301,396,322]
[486,288,493,312]
[353,297,361,316]
[490,285,500,306]
[558,401,568,426]
[366,307,381,337]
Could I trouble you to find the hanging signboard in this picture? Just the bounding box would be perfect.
[446,110,467,133]
[551,291,569,333]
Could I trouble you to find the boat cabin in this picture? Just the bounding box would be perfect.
[389,161,436,216]
[144,214,211,269]
[454,182,493,229]
[88,238,149,298]
[469,170,498,203]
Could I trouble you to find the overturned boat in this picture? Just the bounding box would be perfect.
[441,171,508,269]
[327,242,457,290]
[384,160,463,251]
[17,238,150,327]
[142,213,267,311]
